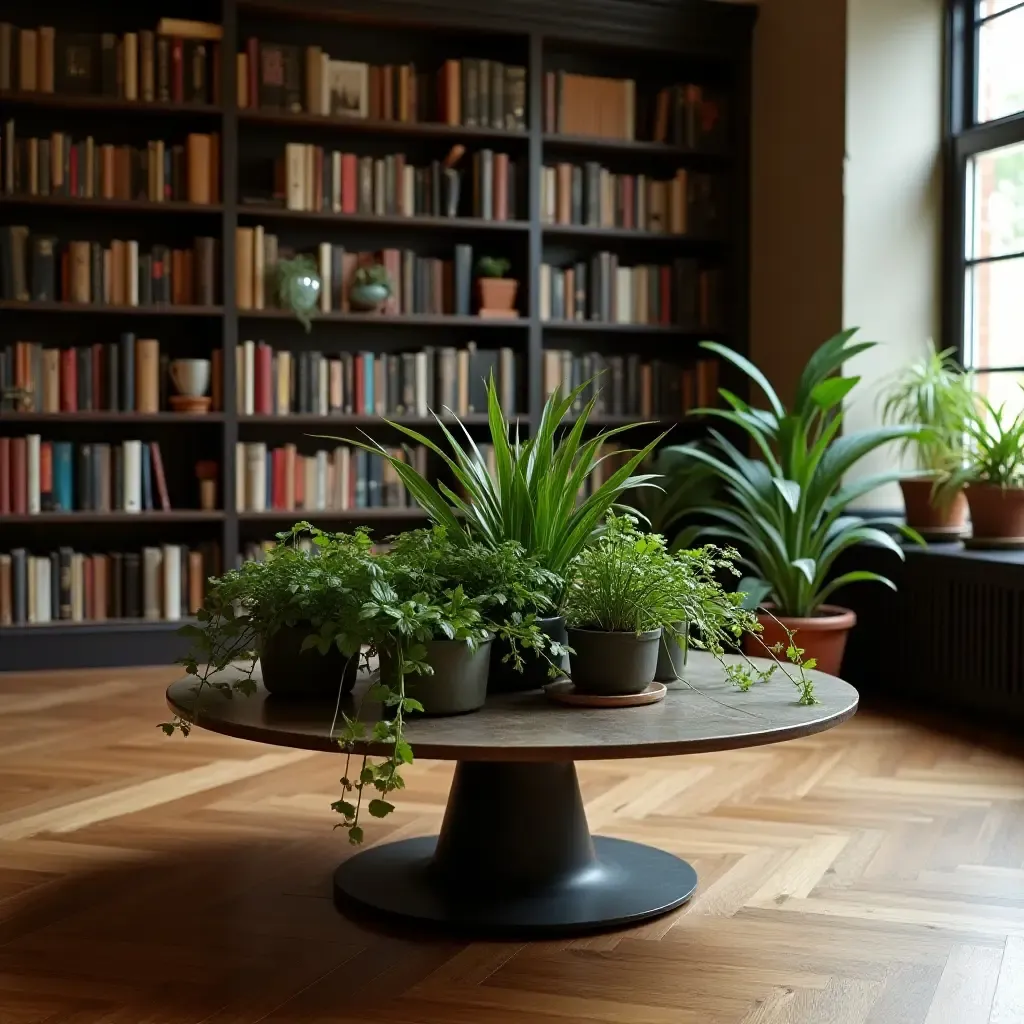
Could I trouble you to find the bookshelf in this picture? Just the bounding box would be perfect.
[0,0,754,671]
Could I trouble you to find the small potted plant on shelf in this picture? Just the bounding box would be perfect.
[881,342,976,538]
[656,329,923,676]
[276,255,322,332]
[349,264,393,312]
[476,256,518,318]
[945,390,1024,545]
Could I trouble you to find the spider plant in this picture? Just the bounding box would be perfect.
[657,329,924,618]
[948,390,1024,490]
[318,376,666,606]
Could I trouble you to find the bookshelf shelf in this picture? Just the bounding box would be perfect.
[237,508,427,522]
[238,310,527,327]
[541,224,725,246]
[3,512,226,525]
[0,92,223,117]
[238,206,529,233]
[0,617,195,635]
[541,134,731,163]
[0,301,224,317]
[238,109,528,144]
[0,196,225,215]
[541,321,720,336]
[0,412,226,424]
[239,413,494,426]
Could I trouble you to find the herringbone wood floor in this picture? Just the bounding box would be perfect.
[0,667,1023,1023]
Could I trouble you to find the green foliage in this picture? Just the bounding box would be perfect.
[352,263,393,293]
[947,390,1024,490]
[476,255,511,278]
[275,255,321,332]
[317,376,665,607]
[657,330,922,618]
[880,341,976,477]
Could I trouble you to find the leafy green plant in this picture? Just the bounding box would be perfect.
[352,263,393,293]
[476,256,511,278]
[276,255,322,332]
[658,329,923,618]
[318,376,665,607]
[947,390,1024,490]
[880,342,975,483]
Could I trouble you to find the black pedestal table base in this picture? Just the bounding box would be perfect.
[332,761,698,936]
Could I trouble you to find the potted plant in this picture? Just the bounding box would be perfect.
[350,264,392,312]
[276,255,322,332]
[947,391,1024,544]
[657,330,923,676]
[476,255,518,317]
[881,342,975,536]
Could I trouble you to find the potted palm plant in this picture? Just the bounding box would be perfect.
[881,343,975,537]
[947,391,1024,545]
[657,329,922,676]
[320,376,665,690]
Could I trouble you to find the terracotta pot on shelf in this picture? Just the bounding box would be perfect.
[899,478,968,535]
[478,277,519,318]
[743,604,856,678]
[965,483,1024,541]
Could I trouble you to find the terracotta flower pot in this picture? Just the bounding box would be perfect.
[965,483,1024,540]
[743,604,856,677]
[899,478,968,533]
[478,277,518,313]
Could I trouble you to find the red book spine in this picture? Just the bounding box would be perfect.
[247,37,258,111]
[70,145,79,198]
[294,454,305,510]
[354,353,365,414]
[10,437,27,515]
[271,447,285,509]
[92,343,104,410]
[0,437,10,514]
[659,266,672,325]
[171,39,184,104]
[60,349,77,412]
[39,442,53,507]
[255,343,272,414]
[84,556,94,621]
[149,442,171,511]
[341,154,357,214]
[493,153,508,222]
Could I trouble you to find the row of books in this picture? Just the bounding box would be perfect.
[276,144,518,222]
[539,256,723,328]
[0,19,222,105]
[542,351,720,417]
[235,442,428,513]
[0,542,220,627]
[543,73,726,148]
[0,436,174,515]
[236,232,478,316]
[1,123,220,205]
[239,44,527,130]
[236,341,518,418]
[0,230,219,306]
[0,337,212,415]
[541,164,720,235]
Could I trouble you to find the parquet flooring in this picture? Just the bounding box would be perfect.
[0,666,1022,1023]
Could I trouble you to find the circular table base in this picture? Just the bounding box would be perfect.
[334,835,698,936]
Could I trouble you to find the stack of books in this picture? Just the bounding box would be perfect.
[0,435,174,514]
[541,162,721,235]
[236,341,518,417]
[0,229,219,305]
[542,351,720,417]
[540,255,723,328]
[237,45,527,130]
[236,231,476,316]
[1,122,220,205]
[273,144,518,221]
[0,542,220,625]
[0,19,223,105]
[234,442,428,513]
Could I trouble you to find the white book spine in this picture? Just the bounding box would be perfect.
[331,151,342,212]
[539,264,551,321]
[414,352,428,417]
[36,557,51,623]
[235,441,246,512]
[499,347,514,413]
[142,546,162,620]
[339,447,350,510]
[243,339,255,416]
[162,542,181,622]
[250,442,267,513]
[319,356,329,414]
[26,433,40,514]
[319,242,331,312]
[122,440,142,513]
[316,450,328,511]
[615,268,631,324]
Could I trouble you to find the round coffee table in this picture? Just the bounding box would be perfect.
[166,652,857,936]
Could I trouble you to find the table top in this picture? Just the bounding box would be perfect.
[165,652,858,763]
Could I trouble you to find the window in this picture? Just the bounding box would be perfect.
[947,1,1024,409]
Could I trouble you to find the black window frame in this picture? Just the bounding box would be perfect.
[944,0,1024,375]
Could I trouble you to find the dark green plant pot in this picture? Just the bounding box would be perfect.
[379,637,491,715]
[567,626,662,696]
[488,615,567,693]
[260,623,355,698]
[655,621,688,682]
[350,282,390,311]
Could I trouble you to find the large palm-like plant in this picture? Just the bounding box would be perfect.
[320,377,665,604]
[659,330,923,617]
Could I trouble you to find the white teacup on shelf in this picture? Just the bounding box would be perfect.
[170,358,211,398]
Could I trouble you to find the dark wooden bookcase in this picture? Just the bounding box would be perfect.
[0,0,754,671]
